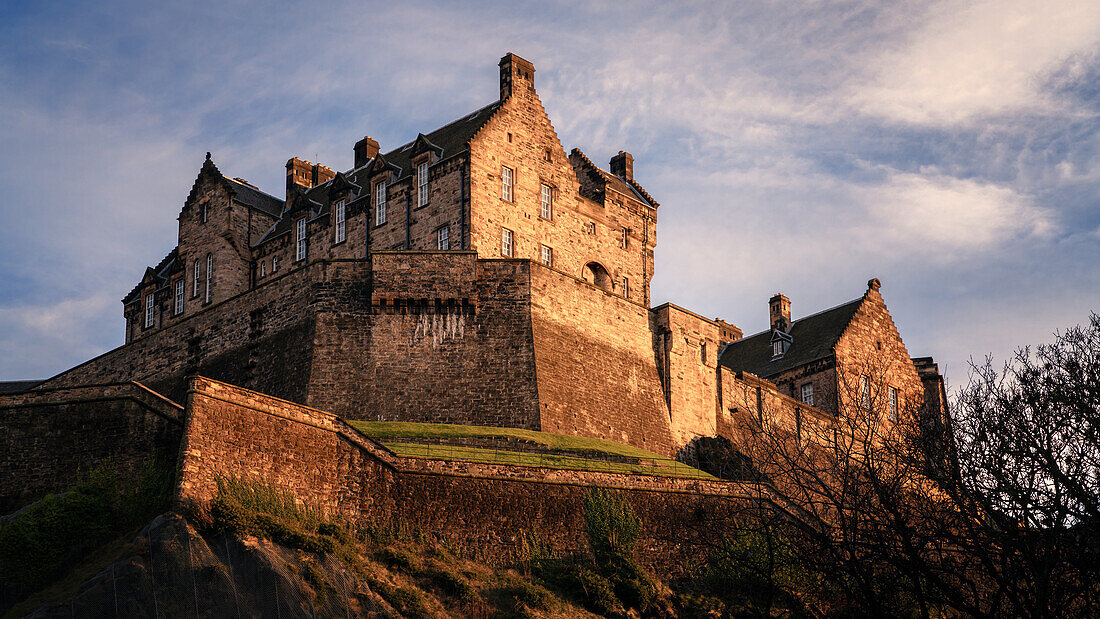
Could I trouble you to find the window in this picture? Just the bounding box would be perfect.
[437,226,450,250]
[144,294,155,328]
[375,182,387,225]
[586,222,596,235]
[861,376,871,411]
[417,163,429,207]
[501,166,513,201]
[773,340,784,357]
[260,261,266,278]
[174,281,184,316]
[296,219,307,261]
[501,228,513,257]
[540,245,553,266]
[540,184,552,219]
[193,260,200,297]
[889,386,898,421]
[621,227,630,249]
[622,276,629,299]
[334,200,346,243]
[700,342,707,364]
[272,255,279,272]
[801,383,814,407]
[204,254,212,303]
[200,202,208,223]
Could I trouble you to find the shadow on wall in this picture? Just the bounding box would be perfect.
[676,436,759,482]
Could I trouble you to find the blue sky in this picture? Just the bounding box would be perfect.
[1,0,1098,390]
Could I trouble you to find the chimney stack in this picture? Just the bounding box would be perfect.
[312,163,335,186]
[499,53,535,100]
[610,151,634,181]
[769,293,791,332]
[354,136,380,168]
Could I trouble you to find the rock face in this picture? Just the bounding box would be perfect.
[26,514,381,618]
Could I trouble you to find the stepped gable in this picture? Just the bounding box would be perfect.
[186,152,282,218]
[569,147,658,208]
[720,297,863,379]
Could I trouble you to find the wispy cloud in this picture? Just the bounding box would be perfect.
[0,0,1097,387]
[850,0,1100,125]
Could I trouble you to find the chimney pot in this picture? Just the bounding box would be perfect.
[610,151,634,181]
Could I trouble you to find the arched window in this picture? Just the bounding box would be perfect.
[582,262,613,291]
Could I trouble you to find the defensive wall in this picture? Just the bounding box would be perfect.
[0,382,183,513]
[36,251,749,457]
[178,377,790,577]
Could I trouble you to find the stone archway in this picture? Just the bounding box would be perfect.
[582,262,613,291]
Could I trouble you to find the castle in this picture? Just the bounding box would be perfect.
[25,53,946,460]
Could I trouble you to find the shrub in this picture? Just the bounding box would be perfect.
[0,459,173,594]
[430,568,476,601]
[207,476,344,557]
[583,488,640,567]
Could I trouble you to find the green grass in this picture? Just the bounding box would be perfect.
[349,421,714,479]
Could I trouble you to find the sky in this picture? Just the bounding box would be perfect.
[0,0,1098,391]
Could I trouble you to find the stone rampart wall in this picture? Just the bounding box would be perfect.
[37,260,341,404]
[178,377,782,578]
[0,382,183,513]
[529,264,674,455]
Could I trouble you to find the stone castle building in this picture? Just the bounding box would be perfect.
[35,53,947,459]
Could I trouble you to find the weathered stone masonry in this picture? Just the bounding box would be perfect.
[178,377,783,578]
[0,382,183,513]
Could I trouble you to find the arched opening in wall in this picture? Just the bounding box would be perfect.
[582,262,613,291]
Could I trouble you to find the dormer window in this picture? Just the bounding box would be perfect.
[375,181,387,225]
[770,331,791,358]
[417,162,429,207]
[334,199,346,243]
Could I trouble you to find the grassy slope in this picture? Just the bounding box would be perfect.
[350,421,713,479]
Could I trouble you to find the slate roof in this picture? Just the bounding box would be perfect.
[225,177,283,217]
[255,100,502,248]
[719,297,864,379]
[569,148,658,208]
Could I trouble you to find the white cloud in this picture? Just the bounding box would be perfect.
[851,0,1100,125]
[856,171,1055,256]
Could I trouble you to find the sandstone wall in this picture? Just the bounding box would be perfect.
[0,383,183,513]
[528,264,674,456]
[833,284,926,421]
[652,304,727,451]
[468,69,656,305]
[311,254,540,429]
[39,261,322,404]
[177,377,782,578]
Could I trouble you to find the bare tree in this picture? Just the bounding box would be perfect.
[722,317,1100,617]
